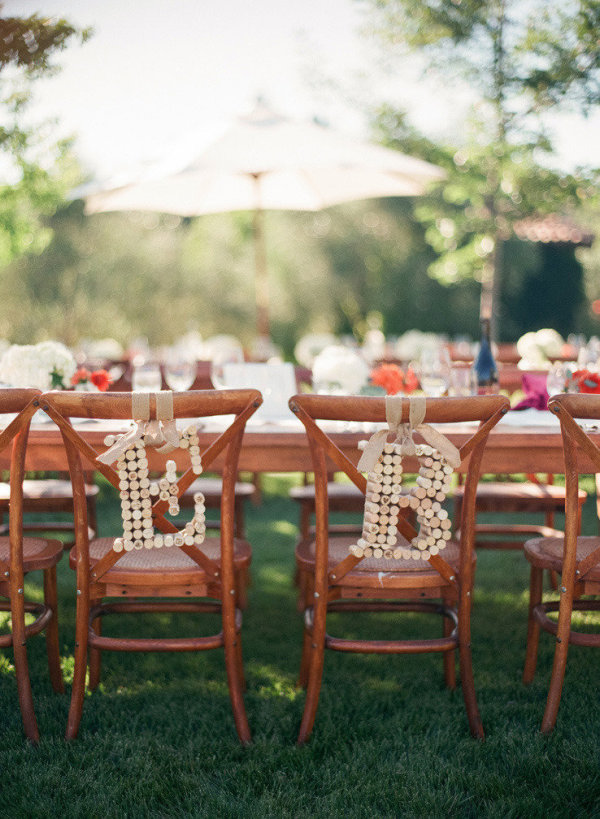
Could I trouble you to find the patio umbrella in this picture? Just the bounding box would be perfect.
[84,101,445,338]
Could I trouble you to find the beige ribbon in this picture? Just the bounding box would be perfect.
[97,391,180,465]
[357,395,461,472]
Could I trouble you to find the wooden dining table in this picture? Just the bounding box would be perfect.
[3,409,578,476]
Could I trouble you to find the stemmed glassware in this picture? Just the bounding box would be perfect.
[417,347,451,397]
[131,360,162,392]
[163,354,197,391]
[448,365,478,396]
[546,362,569,396]
[209,347,245,389]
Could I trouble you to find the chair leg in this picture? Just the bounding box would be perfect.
[457,591,484,740]
[297,599,327,745]
[222,597,251,744]
[297,626,312,689]
[523,565,544,684]
[66,592,90,740]
[540,589,573,734]
[11,583,39,743]
[43,566,64,693]
[235,568,249,610]
[442,599,456,690]
[88,600,102,691]
[234,632,246,692]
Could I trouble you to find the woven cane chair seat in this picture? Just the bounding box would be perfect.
[70,535,251,579]
[525,535,600,580]
[454,480,585,510]
[0,535,63,570]
[297,534,464,574]
[0,478,99,501]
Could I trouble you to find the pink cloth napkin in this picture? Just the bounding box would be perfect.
[511,372,549,411]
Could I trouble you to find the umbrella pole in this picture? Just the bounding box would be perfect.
[252,177,270,340]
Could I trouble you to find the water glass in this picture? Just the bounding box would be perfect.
[449,366,477,396]
[132,361,162,392]
[164,357,196,391]
[418,349,451,397]
[546,362,568,396]
[210,348,244,389]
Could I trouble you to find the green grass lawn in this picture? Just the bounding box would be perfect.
[2,474,600,817]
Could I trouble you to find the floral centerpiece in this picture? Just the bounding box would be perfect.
[516,328,565,370]
[0,341,77,389]
[311,345,369,394]
[567,369,600,394]
[369,362,419,395]
[294,332,337,368]
[71,367,113,392]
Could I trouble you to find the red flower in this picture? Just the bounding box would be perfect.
[370,363,419,395]
[403,365,419,394]
[71,367,90,386]
[574,369,600,394]
[90,369,112,391]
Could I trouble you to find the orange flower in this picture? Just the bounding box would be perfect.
[90,369,112,391]
[575,369,600,394]
[370,363,406,395]
[71,367,90,386]
[403,365,419,394]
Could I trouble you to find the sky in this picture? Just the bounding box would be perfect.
[3,0,600,182]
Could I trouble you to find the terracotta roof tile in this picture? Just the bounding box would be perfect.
[513,215,594,247]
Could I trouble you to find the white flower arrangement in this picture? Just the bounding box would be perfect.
[311,345,369,394]
[201,334,244,361]
[0,341,76,389]
[394,330,441,362]
[294,332,337,368]
[516,329,565,370]
[80,337,124,363]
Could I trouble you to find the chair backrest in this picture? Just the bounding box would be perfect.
[289,393,509,584]
[40,389,262,584]
[549,393,600,579]
[0,388,43,581]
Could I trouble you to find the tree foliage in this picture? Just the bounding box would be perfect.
[0,6,90,267]
[363,0,600,328]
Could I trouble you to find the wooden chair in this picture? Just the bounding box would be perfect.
[0,472,99,549]
[290,479,364,544]
[290,392,509,743]
[0,389,64,743]
[453,372,586,555]
[42,388,262,743]
[453,475,586,552]
[523,393,600,733]
[180,477,255,539]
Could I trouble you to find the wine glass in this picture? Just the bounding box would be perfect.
[418,348,451,397]
[448,366,478,396]
[164,355,197,391]
[209,347,244,389]
[131,361,162,392]
[546,362,568,396]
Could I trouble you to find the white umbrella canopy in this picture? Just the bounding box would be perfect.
[84,102,445,337]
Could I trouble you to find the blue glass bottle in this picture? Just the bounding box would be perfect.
[473,319,498,393]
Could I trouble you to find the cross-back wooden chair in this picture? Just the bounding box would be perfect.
[290,392,509,744]
[41,388,262,743]
[0,389,64,743]
[523,393,600,732]
[0,470,99,549]
[453,371,586,556]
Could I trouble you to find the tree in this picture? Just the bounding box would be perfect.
[0,7,90,267]
[363,0,599,335]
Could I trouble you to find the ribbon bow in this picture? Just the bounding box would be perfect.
[357,395,461,473]
[97,391,180,465]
